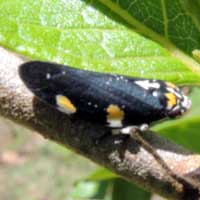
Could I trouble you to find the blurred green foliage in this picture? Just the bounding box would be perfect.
[0,0,200,83]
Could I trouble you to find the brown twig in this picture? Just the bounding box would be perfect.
[129,128,200,199]
[1,47,200,199]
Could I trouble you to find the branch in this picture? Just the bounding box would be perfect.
[0,46,200,199]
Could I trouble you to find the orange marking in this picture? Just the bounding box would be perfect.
[165,93,177,108]
[106,104,124,119]
[56,95,77,114]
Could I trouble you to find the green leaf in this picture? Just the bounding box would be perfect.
[103,0,200,56]
[153,87,200,152]
[69,168,114,200]
[70,175,150,200]
[85,168,118,181]
[69,180,111,200]
[0,0,200,84]
[112,179,150,200]
[192,49,200,63]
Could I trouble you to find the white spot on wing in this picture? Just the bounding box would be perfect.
[135,80,160,90]
[107,119,122,128]
[46,73,51,79]
[152,91,158,97]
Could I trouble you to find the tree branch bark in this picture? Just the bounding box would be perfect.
[1,47,200,199]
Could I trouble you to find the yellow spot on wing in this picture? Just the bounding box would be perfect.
[165,93,177,108]
[56,95,77,114]
[106,104,124,128]
[107,104,124,119]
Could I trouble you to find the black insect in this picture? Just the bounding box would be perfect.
[19,61,191,129]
